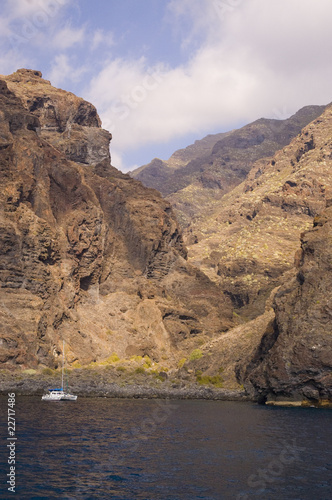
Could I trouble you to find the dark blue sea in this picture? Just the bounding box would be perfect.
[0,397,331,499]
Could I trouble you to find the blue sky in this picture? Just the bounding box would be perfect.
[1,0,332,172]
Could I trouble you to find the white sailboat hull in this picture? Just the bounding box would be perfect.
[42,390,77,401]
[42,391,63,401]
[41,341,78,401]
[60,393,77,401]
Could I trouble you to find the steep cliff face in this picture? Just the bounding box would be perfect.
[0,70,232,371]
[2,69,330,402]
[132,104,331,322]
[132,106,326,227]
[166,107,332,400]
[174,207,332,400]
[187,105,332,318]
[239,206,332,401]
[3,69,111,165]
[131,131,232,196]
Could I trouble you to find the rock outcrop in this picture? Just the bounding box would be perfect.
[173,207,332,402]
[0,70,232,371]
[132,106,326,227]
[1,69,331,403]
[187,105,332,318]
[238,206,332,402]
[132,105,331,319]
[152,104,332,401]
[3,69,111,165]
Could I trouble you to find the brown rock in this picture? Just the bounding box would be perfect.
[0,70,233,370]
[132,105,326,227]
[2,69,111,165]
[187,105,332,319]
[240,207,332,400]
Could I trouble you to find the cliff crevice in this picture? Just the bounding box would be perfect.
[0,70,232,370]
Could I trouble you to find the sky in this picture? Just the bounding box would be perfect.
[1,0,332,172]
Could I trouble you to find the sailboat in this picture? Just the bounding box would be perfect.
[42,341,77,401]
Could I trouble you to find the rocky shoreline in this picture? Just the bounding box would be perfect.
[0,69,331,405]
[1,371,331,407]
[0,370,249,401]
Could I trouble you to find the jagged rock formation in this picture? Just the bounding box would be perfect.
[176,207,332,402]
[171,109,332,401]
[0,69,232,371]
[132,106,326,227]
[132,103,331,321]
[3,69,111,166]
[238,206,332,401]
[187,105,332,318]
[131,131,232,196]
[1,69,331,403]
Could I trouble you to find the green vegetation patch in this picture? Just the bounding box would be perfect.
[98,353,120,366]
[130,355,143,363]
[196,374,223,388]
[23,369,38,376]
[159,366,169,372]
[189,349,203,361]
[116,366,126,372]
[178,358,187,368]
[41,368,55,376]
[143,355,152,369]
[106,353,120,363]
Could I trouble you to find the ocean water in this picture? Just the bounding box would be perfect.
[0,397,331,499]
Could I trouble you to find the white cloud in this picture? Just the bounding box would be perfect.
[2,0,332,172]
[91,29,114,52]
[0,50,29,76]
[52,25,85,50]
[0,0,70,60]
[48,54,87,87]
[109,149,128,172]
[86,0,332,171]
[6,0,66,19]
[3,0,69,25]
[0,16,12,38]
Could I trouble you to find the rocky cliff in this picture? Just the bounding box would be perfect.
[171,107,332,403]
[1,69,331,404]
[238,205,332,402]
[132,106,326,227]
[0,69,232,371]
[187,105,332,319]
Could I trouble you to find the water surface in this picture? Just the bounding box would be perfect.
[0,397,331,499]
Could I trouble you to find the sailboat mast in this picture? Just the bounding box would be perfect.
[62,340,64,390]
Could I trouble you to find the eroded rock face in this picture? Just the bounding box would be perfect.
[0,71,232,370]
[2,69,111,165]
[188,105,332,319]
[240,206,332,401]
[132,106,326,227]
[154,105,332,399]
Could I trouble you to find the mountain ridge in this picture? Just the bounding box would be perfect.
[0,69,232,372]
[131,105,327,228]
[0,69,331,404]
